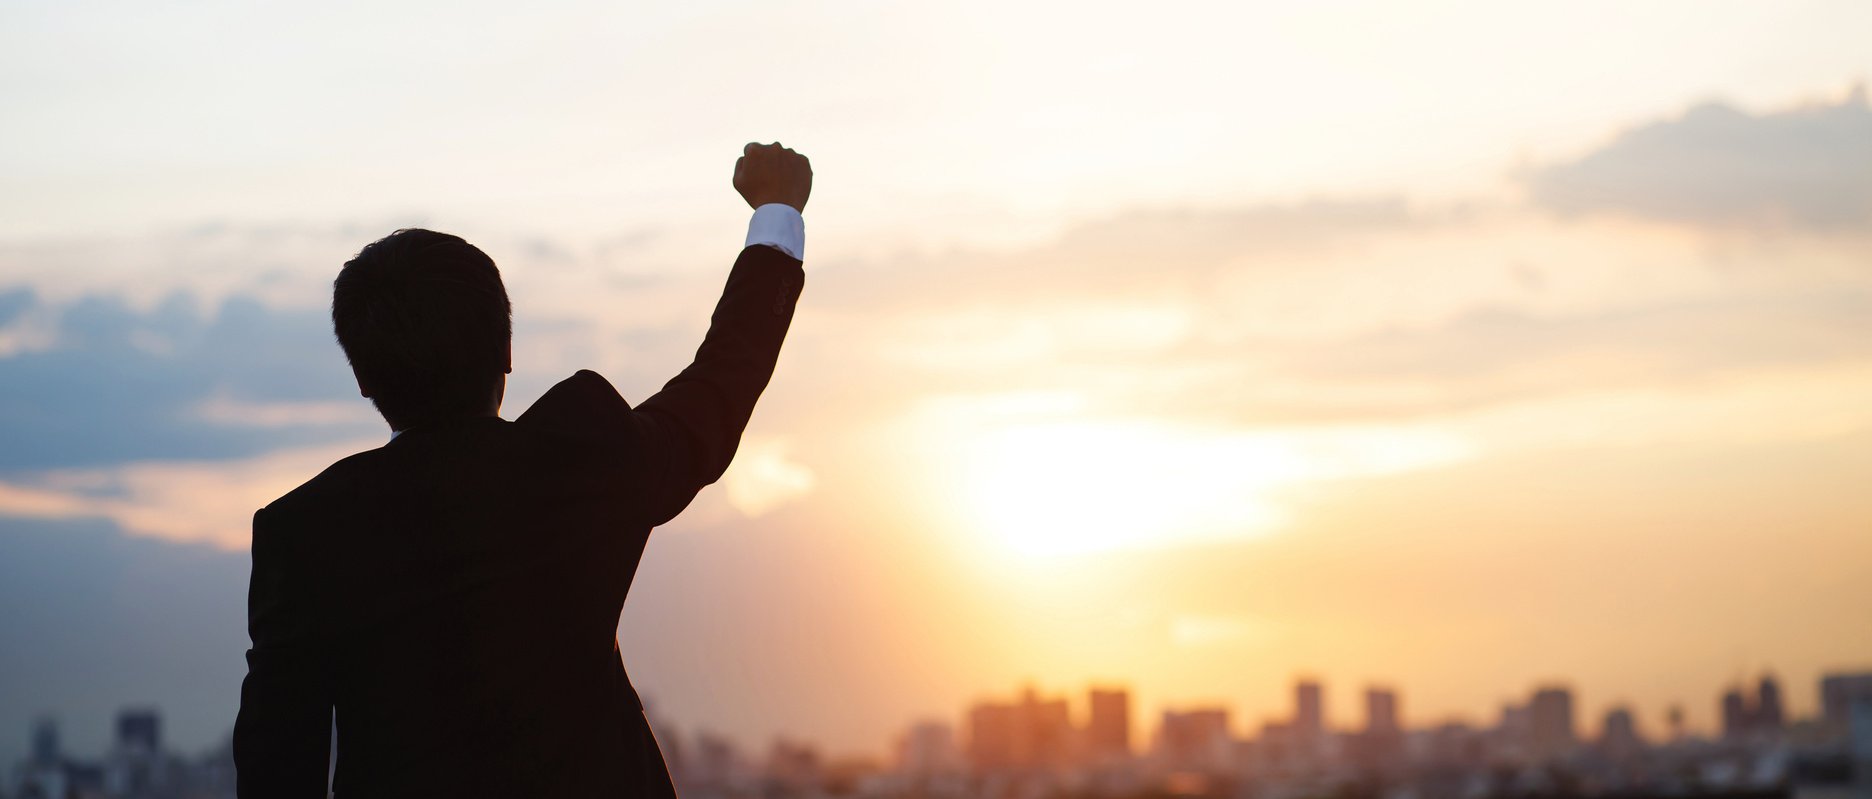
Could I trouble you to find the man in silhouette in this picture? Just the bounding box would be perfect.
[233,142,812,797]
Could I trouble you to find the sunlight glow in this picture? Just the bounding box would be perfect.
[956,420,1475,556]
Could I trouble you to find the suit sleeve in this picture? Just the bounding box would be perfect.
[234,507,332,798]
[632,244,804,525]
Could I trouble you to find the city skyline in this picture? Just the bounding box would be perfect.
[14,663,1868,768]
[18,666,1872,798]
[4,0,1872,777]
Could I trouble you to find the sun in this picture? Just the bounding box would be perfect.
[946,417,1476,558]
[955,421,1289,557]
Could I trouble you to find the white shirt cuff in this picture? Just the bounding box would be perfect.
[745,203,805,261]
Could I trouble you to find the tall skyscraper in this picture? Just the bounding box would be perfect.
[1756,673,1785,731]
[1294,679,1324,743]
[1721,687,1749,739]
[116,708,161,756]
[1822,673,1872,732]
[1359,687,1403,770]
[1365,688,1399,735]
[30,717,61,766]
[1529,686,1576,759]
[1087,687,1132,761]
[1023,687,1073,768]
[967,701,1021,772]
[1600,706,1642,757]
[966,686,1073,772]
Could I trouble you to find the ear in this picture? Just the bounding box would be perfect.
[504,340,513,375]
[354,370,373,399]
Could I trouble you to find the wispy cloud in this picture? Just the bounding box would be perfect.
[0,441,374,549]
[1526,86,1872,230]
[723,438,818,518]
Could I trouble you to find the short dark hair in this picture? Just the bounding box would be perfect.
[332,229,512,431]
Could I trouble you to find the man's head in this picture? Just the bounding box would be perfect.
[332,229,512,431]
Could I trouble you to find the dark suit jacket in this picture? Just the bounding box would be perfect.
[233,245,804,797]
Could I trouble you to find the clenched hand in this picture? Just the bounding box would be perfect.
[734,142,812,213]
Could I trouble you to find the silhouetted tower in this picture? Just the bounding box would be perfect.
[1295,679,1324,745]
[1823,672,1872,732]
[1756,673,1785,731]
[1529,686,1576,759]
[1362,687,1404,769]
[967,701,1020,772]
[1600,706,1642,758]
[30,716,61,766]
[1365,688,1399,735]
[967,686,1072,773]
[1086,687,1132,761]
[1721,687,1749,739]
[117,708,161,756]
[1022,687,1072,768]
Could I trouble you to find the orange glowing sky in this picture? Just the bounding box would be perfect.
[2,0,1870,760]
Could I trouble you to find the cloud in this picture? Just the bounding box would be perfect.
[722,438,817,518]
[0,287,379,471]
[1526,86,1872,230]
[1270,289,1872,411]
[0,440,375,549]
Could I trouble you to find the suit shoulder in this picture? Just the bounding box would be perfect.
[259,445,389,521]
[516,369,633,430]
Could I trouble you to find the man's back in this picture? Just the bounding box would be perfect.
[234,139,812,796]
[256,374,667,795]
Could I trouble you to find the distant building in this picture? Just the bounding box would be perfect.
[1719,675,1786,739]
[1294,679,1324,745]
[107,707,169,798]
[896,720,959,777]
[1722,687,1750,739]
[965,686,1072,773]
[1366,688,1399,735]
[690,731,741,790]
[30,716,61,766]
[1822,672,1872,733]
[1086,687,1132,761]
[1424,721,1485,768]
[1158,708,1232,773]
[1599,706,1642,758]
[1529,686,1576,759]
[116,709,161,756]
[765,737,821,791]
[967,701,1021,772]
[1359,687,1403,769]
[1755,673,1784,731]
[1024,689,1073,768]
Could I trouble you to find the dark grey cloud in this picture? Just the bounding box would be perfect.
[1527,88,1872,230]
[0,517,248,765]
[0,287,379,473]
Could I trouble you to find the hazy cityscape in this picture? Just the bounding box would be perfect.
[12,670,1872,799]
[4,1,1871,798]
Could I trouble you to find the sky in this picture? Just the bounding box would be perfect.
[3,0,1871,766]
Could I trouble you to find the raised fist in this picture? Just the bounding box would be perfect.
[734,142,812,213]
